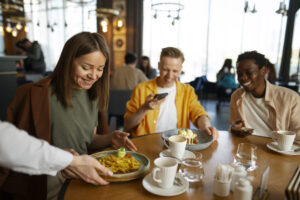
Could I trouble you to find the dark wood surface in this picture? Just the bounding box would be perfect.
[64,131,299,200]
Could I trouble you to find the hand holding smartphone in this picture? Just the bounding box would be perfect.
[154,93,168,100]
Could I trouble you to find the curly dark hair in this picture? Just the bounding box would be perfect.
[237,51,267,69]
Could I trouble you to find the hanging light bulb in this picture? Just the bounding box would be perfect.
[117,18,123,28]
[100,18,108,27]
[153,11,157,19]
[0,25,4,36]
[6,23,12,33]
[16,23,22,30]
[251,4,257,13]
[12,29,18,37]
[24,25,29,32]
[100,18,108,33]
[244,1,250,13]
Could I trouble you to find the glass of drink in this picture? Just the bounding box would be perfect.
[233,143,257,171]
[179,152,204,182]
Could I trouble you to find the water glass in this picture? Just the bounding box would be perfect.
[179,152,204,182]
[233,143,257,171]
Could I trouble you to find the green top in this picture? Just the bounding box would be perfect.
[49,85,98,154]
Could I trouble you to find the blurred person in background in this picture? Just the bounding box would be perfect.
[110,52,148,90]
[265,59,277,84]
[139,56,157,79]
[16,38,46,75]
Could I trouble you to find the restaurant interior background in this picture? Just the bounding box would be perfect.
[0,0,299,83]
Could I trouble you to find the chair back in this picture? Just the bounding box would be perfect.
[108,89,132,117]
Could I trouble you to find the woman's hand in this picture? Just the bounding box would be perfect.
[111,131,137,152]
[231,119,254,137]
[61,155,113,185]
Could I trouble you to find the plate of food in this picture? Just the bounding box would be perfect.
[91,148,150,182]
[161,128,213,151]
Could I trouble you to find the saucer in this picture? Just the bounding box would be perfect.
[142,173,189,196]
[266,142,300,156]
[159,149,196,161]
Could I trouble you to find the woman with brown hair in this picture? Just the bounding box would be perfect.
[139,56,157,79]
[2,32,136,200]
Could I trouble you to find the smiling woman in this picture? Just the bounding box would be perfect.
[73,51,106,90]
[3,32,137,200]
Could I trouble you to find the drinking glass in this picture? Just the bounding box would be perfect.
[233,143,257,171]
[179,152,204,182]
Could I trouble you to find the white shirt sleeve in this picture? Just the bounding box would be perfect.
[0,121,73,176]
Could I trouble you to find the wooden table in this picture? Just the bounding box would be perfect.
[63,131,299,200]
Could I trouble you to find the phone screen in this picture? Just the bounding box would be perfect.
[154,93,168,100]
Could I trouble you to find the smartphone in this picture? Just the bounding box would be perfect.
[154,93,168,100]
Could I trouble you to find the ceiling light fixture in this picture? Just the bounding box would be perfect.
[276,1,288,16]
[151,2,184,26]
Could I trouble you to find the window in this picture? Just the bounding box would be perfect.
[24,0,97,71]
[143,0,288,83]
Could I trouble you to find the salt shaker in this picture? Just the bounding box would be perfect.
[230,165,247,191]
[233,178,253,200]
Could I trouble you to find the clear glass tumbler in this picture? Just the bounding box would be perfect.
[179,152,204,182]
[233,143,257,171]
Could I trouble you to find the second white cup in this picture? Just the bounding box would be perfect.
[168,135,187,159]
[152,157,178,189]
[272,130,296,151]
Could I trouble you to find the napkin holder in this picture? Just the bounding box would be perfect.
[285,166,300,200]
[253,188,269,200]
[253,166,270,200]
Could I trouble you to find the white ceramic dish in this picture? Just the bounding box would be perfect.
[142,173,188,196]
[91,150,150,181]
[266,142,300,156]
[161,129,213,151]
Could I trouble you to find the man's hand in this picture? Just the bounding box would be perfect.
[196,116,219,141]
[62,155,113,185]
[141,94,166,111]
[231,119,254,137]
[111,131,137,152]
[202,126,219,141]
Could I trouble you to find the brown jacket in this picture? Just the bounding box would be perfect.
[0,77,109,200]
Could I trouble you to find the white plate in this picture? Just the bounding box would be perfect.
[90,150,150,182]
[142,173,189,196]
[159,149,196,161]
[266,142,300,156]
[161,129,213,151]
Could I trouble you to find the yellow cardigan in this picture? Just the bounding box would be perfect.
[125,78,209,136]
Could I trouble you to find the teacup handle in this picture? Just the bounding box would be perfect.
[271,131,278,141]
[163,138,169,148]
[152,167,162,183]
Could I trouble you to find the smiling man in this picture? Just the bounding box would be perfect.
[230,51,300,144]
[124,47,218,141]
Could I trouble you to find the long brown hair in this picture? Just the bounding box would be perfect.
[50,32,110,112]
[140,56,152,78]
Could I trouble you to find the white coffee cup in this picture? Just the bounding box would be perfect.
[272,130,296,151]
[168,135,187,159]
[152,157,178,189]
